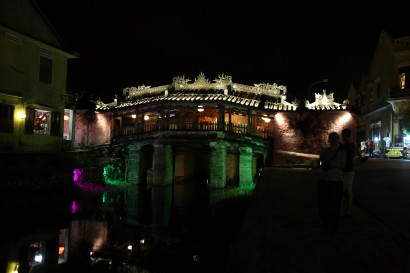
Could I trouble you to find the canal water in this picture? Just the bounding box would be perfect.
[2,167,253,273]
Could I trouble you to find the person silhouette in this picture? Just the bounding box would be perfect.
[318,132,347,232]
[339,128,356,217]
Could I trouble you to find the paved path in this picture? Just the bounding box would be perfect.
[225,167,410,273]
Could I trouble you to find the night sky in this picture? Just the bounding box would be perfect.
[35,0,410,103]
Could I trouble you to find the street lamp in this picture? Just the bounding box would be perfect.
[307,78,328,102]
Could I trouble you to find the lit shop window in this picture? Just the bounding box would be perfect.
[399,72,405,89]
[398,66,410,90]
[33,110,50,135]
[24,108,61,135]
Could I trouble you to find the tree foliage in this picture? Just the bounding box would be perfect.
[402,110,410,136]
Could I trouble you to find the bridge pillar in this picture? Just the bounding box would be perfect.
[209,141,227,188]
[125,144,143,224]
[126,144,141,184]
[239,146,254,187]
[153,143,173,186]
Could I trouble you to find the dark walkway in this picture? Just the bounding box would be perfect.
[225,167,410,273]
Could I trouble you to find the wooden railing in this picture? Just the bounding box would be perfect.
[114,121,274,139]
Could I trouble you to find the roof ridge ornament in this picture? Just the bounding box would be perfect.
[123,85,168,99]
[194,72,210,85]
[214,73,232,85]
[123,85,151,97]
[173,75,191,88]
[305,89,348,110]
[254,82,287,96]
[173,73,232,90]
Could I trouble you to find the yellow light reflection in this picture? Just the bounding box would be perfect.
[6,262,19,273]
[18,112,26,119]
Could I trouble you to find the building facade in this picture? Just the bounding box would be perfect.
[0,0,77,152]
[0,1,78,272]
[355,30,410,153]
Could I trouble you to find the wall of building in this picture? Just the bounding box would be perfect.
[0,23,74,152]
[273,111,358,166]
[75,112,112,148]
[357,31,410,147]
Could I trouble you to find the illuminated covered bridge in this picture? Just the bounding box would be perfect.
[94,72,353,190]
[96,73,300,190]
[89,72,355,224]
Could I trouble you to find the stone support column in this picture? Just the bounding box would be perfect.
[239,146,254,187]
[148,143,173,226]
[126,144,141,185]
[209,141,227,188]
[125,144,142,224]
[153,143,173,186]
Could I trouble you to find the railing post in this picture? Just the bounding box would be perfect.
[247,111,252,135]
[217,105,225,131]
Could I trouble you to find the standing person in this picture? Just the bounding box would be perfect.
[318,132,346,232]
[339,128,356,217]
[367,140,374,157]
[360,140,367,157]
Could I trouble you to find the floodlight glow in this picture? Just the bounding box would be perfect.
[34,253,42,263]
[18,112,26,119]
[337,112,352,124]
[275,113,285,125]
[10,262,19,273]
[193,254,199,262]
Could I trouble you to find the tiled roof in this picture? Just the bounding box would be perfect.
[114,90,297,111]
[94,73,348,112]
[111,73,299,111]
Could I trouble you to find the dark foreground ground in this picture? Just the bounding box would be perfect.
[225,166,410,273]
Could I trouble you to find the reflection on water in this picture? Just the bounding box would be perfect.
[4,169,253,273]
